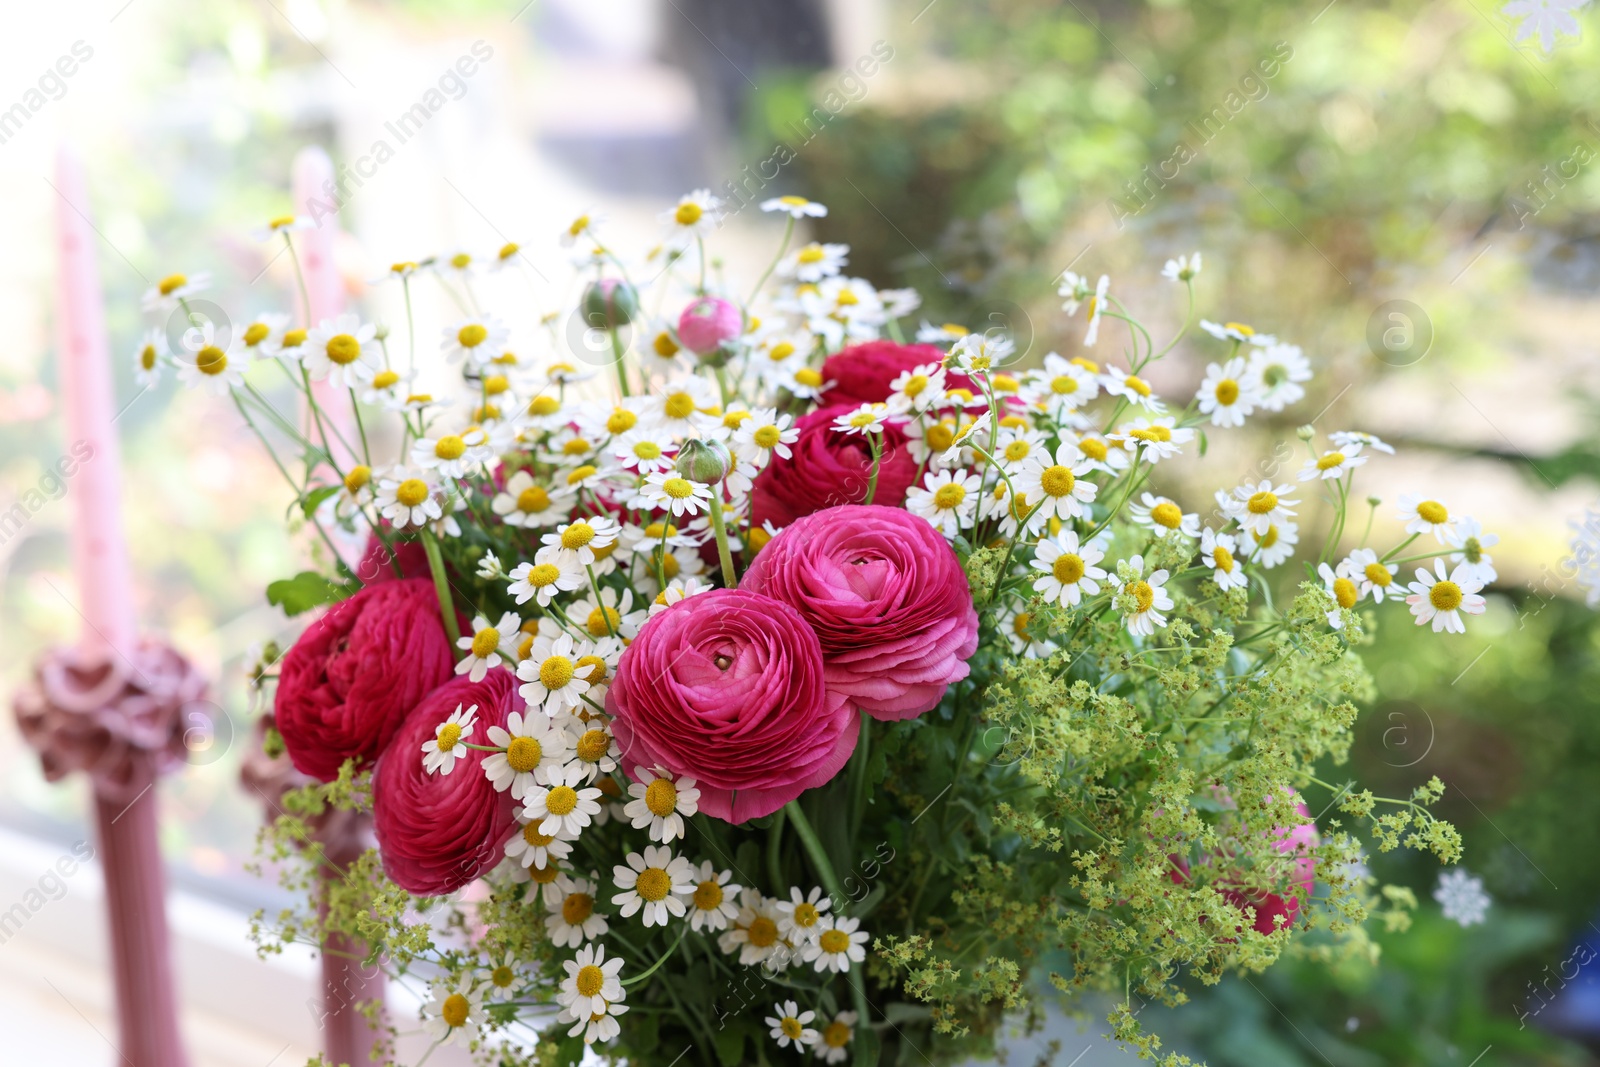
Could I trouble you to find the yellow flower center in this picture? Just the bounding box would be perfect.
[1124,374,1151,396]
[540,656,575,689]
[269,215,296,230]
[395,479,430,508]
[1053,554,1085,583]
[993,373,1020,393]
[746,916,779,947]
[526,563,560,588]
[1150,502,1183,529]
[1129,580,1155,614]
[779,195,809,207]
[196,345,228,375]
[635,867,672,901]
[1417,500,1448,525]
[794,368,823,388]
[522,822,556,847]
[768,341,796,361]
[1012,612,1034,637]
[434,435,466,460]
[157,273,187,295]
[529,395,560,417]
[529,860,560,884]
[835,289,860,307]
[390,262,415,275]
[819,929,850,954]
[369,370,399,391]
[470,628,501,659]
[1333,577,1359,609]
[824,1021,851,1048]
[653,332,680,358]
[576,729,611,762]
[1078,438,1108,461]
[516,485,551,514]
[797,244,825,264]
[607,408,638,434]
[782,1018,804,1040]
[1214,379,1240,405]
[498,242,519,260]
[662,477,695,499]
[491,965,514,988]
[1224,321,1255,336]
[325,334,361,365]
[792,902,819,928]
[1213,545,1235,572]
[576,654,608,684]
[566,464,598,486]
[663,392,696,419]
[746,425,781,450]
[139,344,157,370]
[722,410,751,430]
[694,880,724,910]
[1316,451,1346,471]
[1039,465,1076,497]
[458,324,488,348]
[483,374,509,396]
[574,964,605,998]
[933,483,966,509]
[344,465,371,492]
[506,736,543,773]
[1004,441,1031,462]
[1429,580,1463,612]
[563,893,594,924]
[1247,491,1278,515]
[436,722,462,752]
[441,993,469,1028]
[924,424,955,452]
[661,553,680,579]
[901,374,929,398]
[243,322,271,346]
[675,202,703,226]
[562,523,596,549]
[281,328,307,347]
[849,410,879,429]
[1365,562,1393,587]
[1258,525,1280,549]
[568,215,590,237]
[645,777,678,816]
[451,253,471,269]
[586,606,621,637]
[545,785,579,816]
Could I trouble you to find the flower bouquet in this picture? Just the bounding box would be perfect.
[147,193,1487,1066]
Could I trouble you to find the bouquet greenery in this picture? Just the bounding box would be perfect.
[139,192,1485,1066]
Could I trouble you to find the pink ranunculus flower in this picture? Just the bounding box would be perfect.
[748,404,919,529]
[677,296,741,355]
[373,668,521,895]
[1168,787,1318,936]
[274,576,456,781]
[606,588,856,823]
[820,340,973,407]
[742,504,979,721]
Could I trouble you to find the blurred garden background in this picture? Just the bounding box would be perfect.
[1,0,1598,1064]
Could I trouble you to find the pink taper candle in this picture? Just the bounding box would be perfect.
[52,145,192,1067]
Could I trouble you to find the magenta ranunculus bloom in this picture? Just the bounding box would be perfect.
[820,340,972,406]
[373,668,521,895]
[748,404,919,529]
[676,296,742,355]
[606,588,856,823]
[743,504,979,721]
[274,576,456,781]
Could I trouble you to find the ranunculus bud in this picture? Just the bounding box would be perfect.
[581,278,639,330]
[675,437,732,483]
[676,296,741,356]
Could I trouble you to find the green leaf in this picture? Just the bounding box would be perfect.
[553,1030,587,1067]
[266,571,354,616]
[712,1019,745,1066]
[854,1023,882,1066]
[300,484,342,519]
[1198,429,1209,456]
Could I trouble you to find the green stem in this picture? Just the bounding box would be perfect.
[708,493,738,588]
[610,326,630,397]
[784,802,873,1059]
[420,530,461,651]
[620,923,690,986]
[862,433,883,505]
[747,215,795,304]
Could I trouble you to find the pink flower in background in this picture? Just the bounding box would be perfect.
[274,576,455,781]
[607,588,856,823]
[820,340,970,407]
[677,296,741,355]
[373,669,521,895]
[742,504,978,721]
[1168,787,1319,936]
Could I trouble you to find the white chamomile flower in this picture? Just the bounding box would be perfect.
[686,860,741,932]
[1196,357,1259,428]
[623,765,701,843]
[1344,547,1398,602]
[483,950,522,1002]
[1101,364,1165,412]
[610,429,677,475]
[1398,492,1458,543]
[1015,446,1098,522]
[560,210,603,247]
[1114,555,1174,637]
[1028,352,1100,415]
[661,189,723,247]
[504,814,574,871]
[442,316,511,365]
[238,312,291,360]
[1405,558,1487,634]
[916,321,969,343]
[906,468,981,536]
[1299,447,1367,481]
[942,411,992,463]
[132,329,168,388]
[762,194,827,219]
[1330,430,1395,455]
[253,214,314,241]
[718,890,787,966]
[1131,492,1200,539]
[767,1000,819,1050]
[1032,531,1107,607]
[775,886,831,944]
[568,586,646,642]
[1082,274,1111,346]
[994,425,1048,470]
[375,467,443,529]
[946,331,1014,375]
[879,287,921,318]
[636,472,714,518]
[176,340,246,395]
[1444,517,1498,586]
[649,576,714,616]
[456,612,518,682]
[1224,480,1299,536]
[882,363,946,416]
[303,313,380,388]
[483,709,571,798]
[832,402,890,436]
[546,873,609,947]
[557,943,625,1019]
[1162,252,1202,282]
[1246,343,1312,412]
[1111,416,1193,464]
[525,762,605,837]
[421,704,477,775]
[802,915,869,974]
[1001,603,1057,658]
[1201,529,1249,592]
[508,557,585,607]
[566,716,620,780]
[142,270,209,311]
[1318,561,1362,629]
[611,844,695,927]
[1240,521,1298,568]
[360,367,411,406]
[413,427,491,479]
[433,249,477,281]
[423,975,485,1047]
[815,1011,857,1063]
[517,633,594,716]
[538,516,621,570]
[492,470,568,527]
[1060,429,1129,474]
[641,376,719,436]
[1200,319,1276,346]
[733,408,799,467]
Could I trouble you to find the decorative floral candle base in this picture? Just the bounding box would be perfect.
[141,182,1494,1066]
